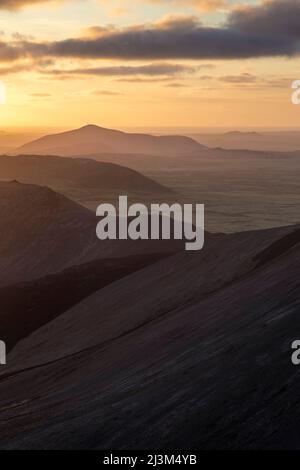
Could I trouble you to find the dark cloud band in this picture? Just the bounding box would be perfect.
[1,0,300,63]
[41,63,196,76]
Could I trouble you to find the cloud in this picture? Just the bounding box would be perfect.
[165,82,187,87]
[140,0,229,11]
[0,40,23,61]
[1,0,300,65]
[114,77,173,83]
[11,32,35,41]
[154,14,201,30]
[30,92,51,96]
[4,0,225,14]
[92,89,122,95]
[0,0,63,10]
[218,72,258,83]
[0,63,30,74]
[219,74,294,89]
[40,63,197,76]
[83,25,118,38]
[196,72,295,89]
[23,1,300,61]
[0,57,54,73]
[227,0,300,38]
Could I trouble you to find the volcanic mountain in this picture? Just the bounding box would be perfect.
[0,224,299,449]
[16,124,205,157]
[0,181,183,286]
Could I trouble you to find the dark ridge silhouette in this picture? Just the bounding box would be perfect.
[16,124,205,157]
[254,227,300,268]
[0,181,183,286]
[225,131,262,137]
[0,252,170,352]
[0,155,172,194]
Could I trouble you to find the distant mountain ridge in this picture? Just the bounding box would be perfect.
[224,131,262,137]
[16,124,206,157]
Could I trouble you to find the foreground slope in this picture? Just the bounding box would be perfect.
[0,225,299,449]
[17,124,205,157]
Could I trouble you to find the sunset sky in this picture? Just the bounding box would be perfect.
[0,0,299,129]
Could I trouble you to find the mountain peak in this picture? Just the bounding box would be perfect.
[80,124,103,131]
[17,124,205,157]
[82,123,98,128]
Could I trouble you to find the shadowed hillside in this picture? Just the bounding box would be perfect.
[0,155,172,195]
[0,224,299,449]
[0,181,183,286]
[0,252,171,352]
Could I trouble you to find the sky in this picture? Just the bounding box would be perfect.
[0,0,299,130]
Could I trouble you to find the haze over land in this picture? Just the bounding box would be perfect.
[1,124,299,234]
[2,128,300,155]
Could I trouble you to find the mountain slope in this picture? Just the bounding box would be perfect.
[3,224,295,365]
[0,225,299,449]
[0,252,169,352]
[0,155,172,194]
[0,181,183,286]
[16,124,205,157]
